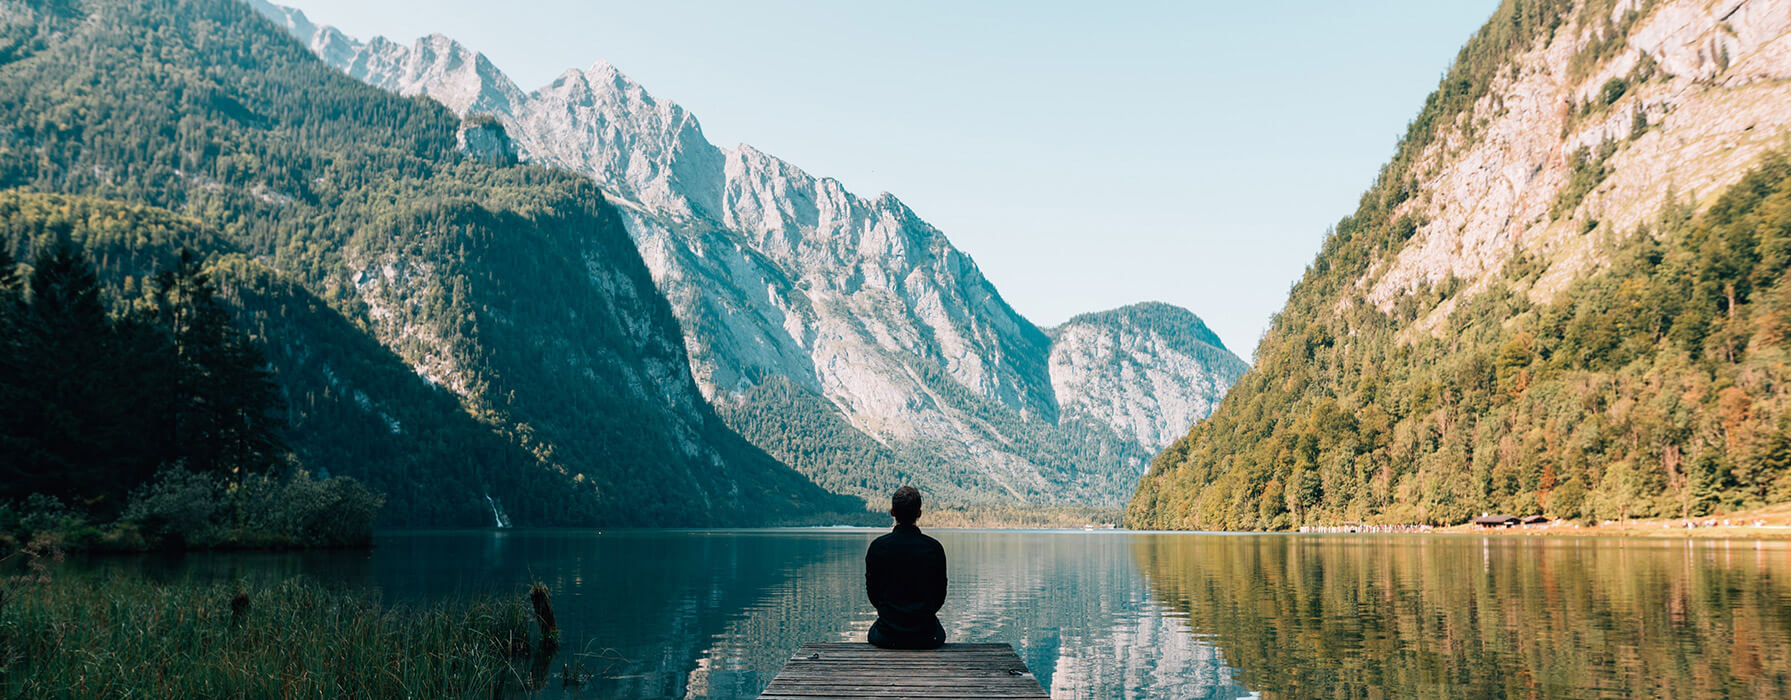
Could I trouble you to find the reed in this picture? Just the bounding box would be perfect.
[0,574,532,698]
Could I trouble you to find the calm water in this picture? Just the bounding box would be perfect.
[85,530,1791,698]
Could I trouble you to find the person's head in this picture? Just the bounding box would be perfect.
[890,485,922,526]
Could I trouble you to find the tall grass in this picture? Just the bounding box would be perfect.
[0,574,533,698]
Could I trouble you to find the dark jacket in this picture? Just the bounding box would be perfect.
[864,523,947,648]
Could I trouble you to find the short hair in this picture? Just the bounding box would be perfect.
[890,485,922,524]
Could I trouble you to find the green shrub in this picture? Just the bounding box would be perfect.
[113,469,384,550]
[239,470,385,548]
[1600,77,1628,105]
[121,468,227,547]
[1553,140,1618,218]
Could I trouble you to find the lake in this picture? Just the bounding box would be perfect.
[83,529,1791,698]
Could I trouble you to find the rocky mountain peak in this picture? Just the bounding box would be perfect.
[1360,0,1791,336]
[1128,0,1791,532]
[256,0,1247,510]
[1049,303,1248,449]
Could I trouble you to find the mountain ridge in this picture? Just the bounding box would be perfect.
[0,0,856,526]
[253,0,1250,510]
[1128,0,1791,530]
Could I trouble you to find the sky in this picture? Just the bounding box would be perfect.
[276,0,1497,360]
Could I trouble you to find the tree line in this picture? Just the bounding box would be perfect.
[0,0,858,526]
[1127,0,1791,530]
[0,198,382,549]
[0,239,282,513]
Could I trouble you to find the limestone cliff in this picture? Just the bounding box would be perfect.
[252,0,1248,509]
[1129,0,1791,530]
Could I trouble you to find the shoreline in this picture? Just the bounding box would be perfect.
[366,523,1791,540]
[1428,522,1791,540]
[1297,503,1791,540]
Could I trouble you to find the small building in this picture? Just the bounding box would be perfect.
[1520,515,1549,526]
[1471,514,1520,529]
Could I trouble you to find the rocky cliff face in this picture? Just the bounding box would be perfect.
[455,115,515,164]
[1366,0,1791,332]
[1128,0,1791,531]
[1049,304,1249,450]
[252,0,1247,509]
[0,0,861,526]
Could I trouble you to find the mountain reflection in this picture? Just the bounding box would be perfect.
[340,530,1260,698]
[1132,534,1791,699]
[648,530,1255,699]
[93,531,1791,698]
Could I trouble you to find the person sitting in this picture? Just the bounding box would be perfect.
[864,485,947,649]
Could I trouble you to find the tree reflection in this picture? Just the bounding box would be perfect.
[1132,535,1791,698]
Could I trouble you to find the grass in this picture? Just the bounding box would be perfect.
[0,569,537,698]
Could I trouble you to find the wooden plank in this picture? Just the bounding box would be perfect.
[763,687,1046,695]
[795,648,1010,651]
[762,680,1045,683]
[762,693,1047,698]
[762,695,1046,699]
[773,673,1038,676]
[760,642,1047,700]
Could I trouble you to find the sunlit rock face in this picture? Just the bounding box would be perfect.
[1357,0,1791,334]
[1049,303,1249,449]
[1126,0,1791,531]
[251,0,1247,508]
[455,116,515,164]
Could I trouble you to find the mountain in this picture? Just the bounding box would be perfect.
[1129,0,1791,530]
[1048,303,1249,450]
[253,0,1250,511]
[0,0,858,526]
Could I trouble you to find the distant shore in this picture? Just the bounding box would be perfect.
[1435,521,1791,540]
[1305,503,1791,540]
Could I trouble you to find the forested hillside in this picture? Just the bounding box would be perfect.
[1128,0,1791,530]
[0,191,519,525]
[0,0,856,526]
[0,191,398,550]
[254,1,1252,514]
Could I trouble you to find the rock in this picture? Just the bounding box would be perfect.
[252,0,1248,508]
[1362,0,1791,334]
[455,114,515,164]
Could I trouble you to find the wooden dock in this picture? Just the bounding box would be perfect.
[758,642,1048,699]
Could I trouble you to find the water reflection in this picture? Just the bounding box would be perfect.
[1132,534,1791,699]
[76,529,1256,698]
[72,530,1791,698]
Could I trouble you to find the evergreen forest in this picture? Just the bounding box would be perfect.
[0,0,856,527]
[1128,0,1791,530]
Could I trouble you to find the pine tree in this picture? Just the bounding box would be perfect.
[0,246,24,497]
[154,250,285,480]
[12,239,121,508]
[1686,453,1725,518]
[7,238,182,515]
[1762,425,1791,503]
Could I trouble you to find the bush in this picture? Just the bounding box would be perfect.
[239,471,385,548]
[0,495,106,553]
[1600,77,1627,105]
[116,469,384,550]
[121,468,227,548]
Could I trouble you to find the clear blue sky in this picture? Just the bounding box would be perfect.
[276,0,1497,359]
